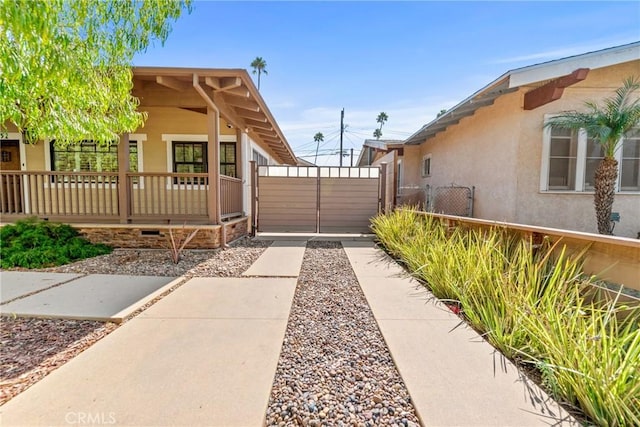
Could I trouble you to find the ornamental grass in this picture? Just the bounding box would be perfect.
[371,209,639,426]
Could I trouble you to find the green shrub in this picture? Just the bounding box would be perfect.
[371,209,640,425]
[0,217,112,269]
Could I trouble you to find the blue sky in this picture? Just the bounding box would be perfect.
[134,1,640,165]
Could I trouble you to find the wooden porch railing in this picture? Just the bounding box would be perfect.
[0,171,119,220]
[126,172,209,222]
[220,175,243,219]
[0,171,243,223]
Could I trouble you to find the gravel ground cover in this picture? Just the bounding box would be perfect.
[265,241,420,427]
[0,237,270,406]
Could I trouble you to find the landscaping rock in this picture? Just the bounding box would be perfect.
[265,241,420,425]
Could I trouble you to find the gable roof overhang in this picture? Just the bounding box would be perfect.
[132,67,296,165]
[405,41,640,145]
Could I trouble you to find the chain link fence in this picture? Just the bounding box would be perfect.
[395,184,474,217]
[428,185,474,217]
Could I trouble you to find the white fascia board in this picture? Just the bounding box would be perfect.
[508,42,640,88]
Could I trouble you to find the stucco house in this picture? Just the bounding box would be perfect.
[401,42,640,238]
[0,67,296,247]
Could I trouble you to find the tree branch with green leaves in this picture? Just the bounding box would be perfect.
[0,0,192,146]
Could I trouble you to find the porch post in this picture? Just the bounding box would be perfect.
[250,160,257,235]
[117,134,130,223]
[235,128,243,180]
[207,107,221,224]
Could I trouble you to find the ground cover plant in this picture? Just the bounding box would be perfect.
[0,218,112,269]
[371,209,640,426]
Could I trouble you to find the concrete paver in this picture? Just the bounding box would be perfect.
[343,240,578,427]
[243,240,306,277]
[0,272,82,303]
[0,276,297,427]
[0,274,178,322]
[139,277,297,320]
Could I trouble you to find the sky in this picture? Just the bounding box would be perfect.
[134,1,640,166]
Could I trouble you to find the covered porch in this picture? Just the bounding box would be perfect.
[0,170,242,224]
[0,67,296,229]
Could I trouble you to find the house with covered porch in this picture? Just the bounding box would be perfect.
[0,67,297,248]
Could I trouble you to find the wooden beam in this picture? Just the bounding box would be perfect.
[179,107,207,115]
[524,68,589,110]
[205,76,242,91]
[117,134,130,224]
[205,77,221,90]
[156,76,191,91]
[207,107,220,224]
[211,92,248,131]
[245,118,273,131]
[235,109,267,122]
[223,95,260,112]
[221,86,250,98]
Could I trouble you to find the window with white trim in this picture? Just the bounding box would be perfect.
[51,140,138,173]
[252,149,268,166]
[422,154,431,177]
[542,123,640,192]
[620,128,640,191]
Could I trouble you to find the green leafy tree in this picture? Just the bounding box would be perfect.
[545,77,640,234]
[373,128,382,140]
[437,109,447,117]
[0,0,191,146]
[313,132,324,163]
[250,56,268,90]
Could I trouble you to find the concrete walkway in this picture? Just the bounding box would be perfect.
[1,238,579,426]
[243,240,306,277]
[343,240,578,426]
[0,276,297,426]
[0,273,179,322]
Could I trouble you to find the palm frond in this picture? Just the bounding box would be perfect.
[545,75,640,157]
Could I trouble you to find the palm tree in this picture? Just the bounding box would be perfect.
[376,112,388,131]
[545,77,640,235]
[250,57,268,90]
[373,128,382,140]
[313,132,324,164]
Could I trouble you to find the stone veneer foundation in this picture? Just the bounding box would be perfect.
[76,217,250,249]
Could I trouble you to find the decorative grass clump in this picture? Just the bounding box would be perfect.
[0,217,112,269]
[371,209,640,426]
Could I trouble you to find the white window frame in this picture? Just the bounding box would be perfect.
[540,116,632,193]
[250,141,272,165]
[422,154,432,177]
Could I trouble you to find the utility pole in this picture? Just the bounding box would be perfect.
[339,108,344,167]
[350,148,354,167]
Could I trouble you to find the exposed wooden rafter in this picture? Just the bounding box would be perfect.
[211,92,247,130]
[235,109,268,122]
[524,68,589,110]
[223,95,260,112]
[156,76,191,91]
[245,119,273,131]
[205,76,241,90]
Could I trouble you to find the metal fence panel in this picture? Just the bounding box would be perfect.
[431,185,474,217]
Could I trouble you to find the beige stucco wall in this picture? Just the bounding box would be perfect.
[406,60,640,238]
[413,90,523,222]
[515,61,640,237]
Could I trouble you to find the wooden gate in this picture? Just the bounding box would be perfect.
[253,165,383,233]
